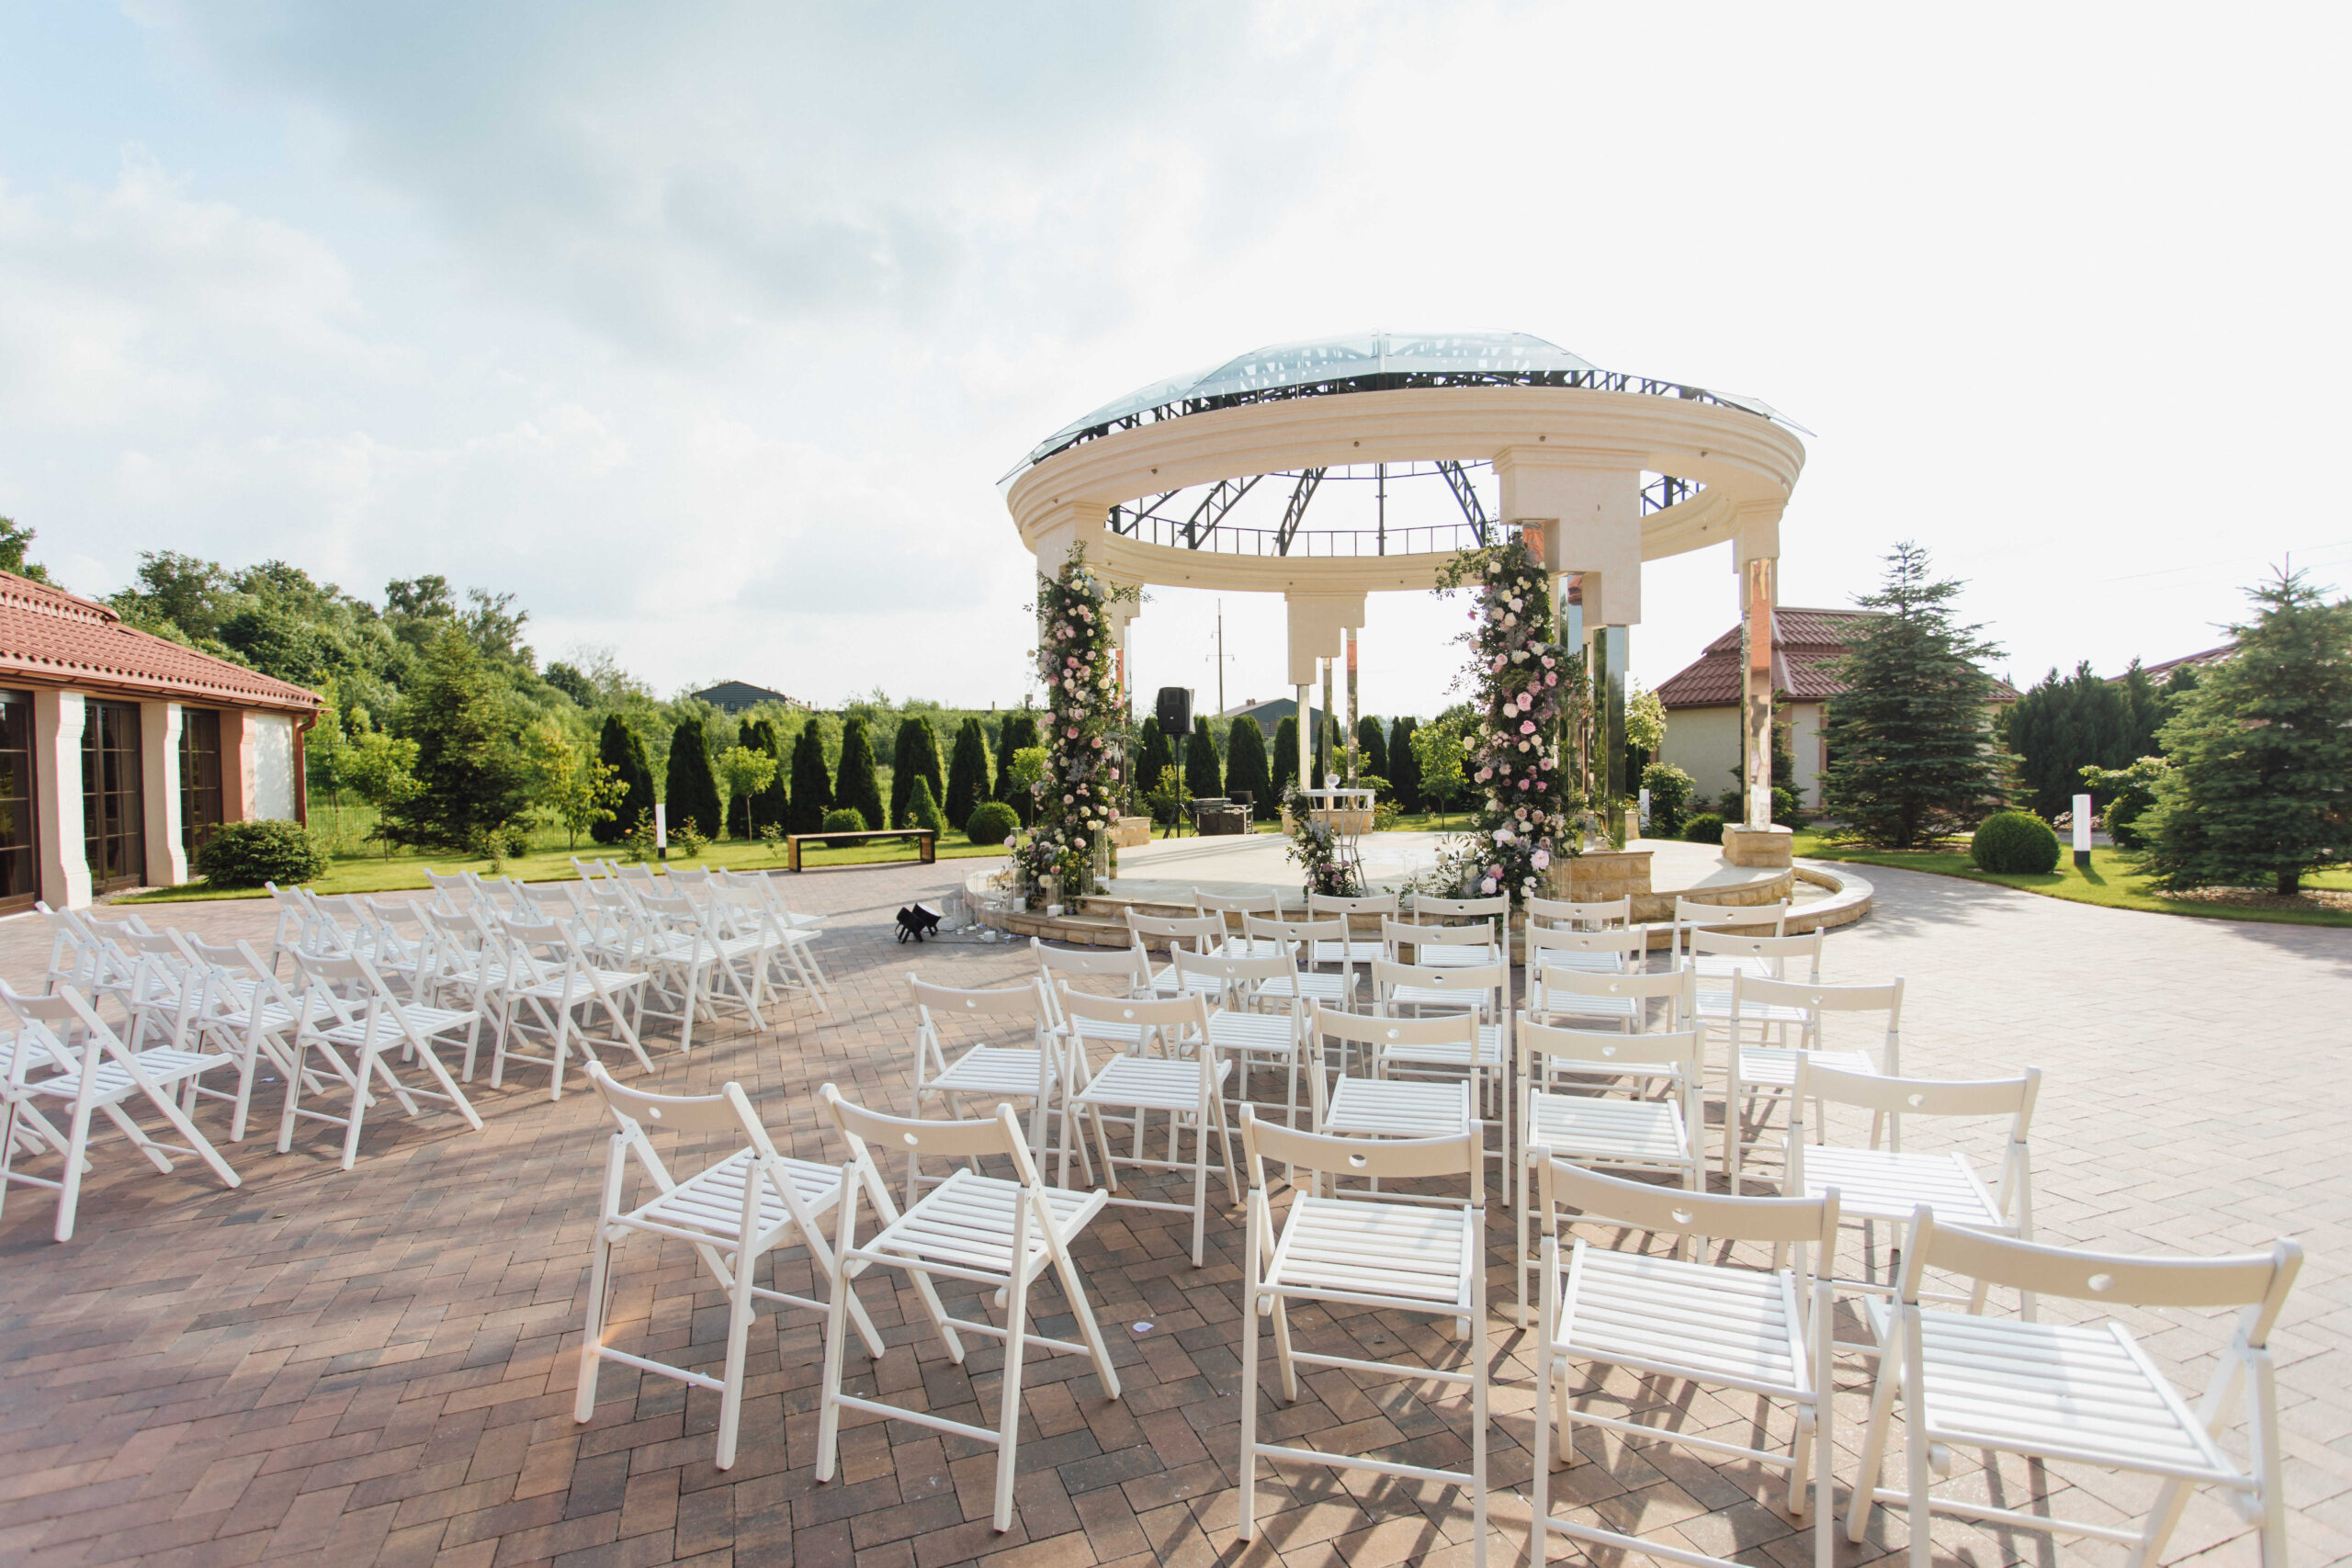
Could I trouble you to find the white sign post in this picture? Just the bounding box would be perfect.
[2072,792,2092,868]
[1638,786,1651,829]
[655,802,669,863]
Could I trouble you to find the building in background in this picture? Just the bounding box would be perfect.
[689,681,806,714]
[0,570,322,910]
[1218,697,1327,735]
[1655,608,2018,810]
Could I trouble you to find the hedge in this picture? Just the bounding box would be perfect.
[194,818,329,888]
[1971,811,2062,874]
[967,800,1019,847]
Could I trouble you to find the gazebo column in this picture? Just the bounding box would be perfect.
[1343,626,1359,784]
[1286,592,1363,796]
[1724,509,1794,868]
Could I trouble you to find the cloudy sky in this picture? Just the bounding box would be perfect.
[3,3,2346,718]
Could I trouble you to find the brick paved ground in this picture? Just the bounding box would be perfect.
[0,862,2346,1567]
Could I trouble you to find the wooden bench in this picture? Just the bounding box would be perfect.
[786,828,937,872]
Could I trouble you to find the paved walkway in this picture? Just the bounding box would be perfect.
[0,863,2345,1566]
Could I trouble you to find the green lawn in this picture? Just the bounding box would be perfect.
[1790,831,2352,929]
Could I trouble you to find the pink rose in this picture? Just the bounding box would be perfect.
[1519,720,1535,734]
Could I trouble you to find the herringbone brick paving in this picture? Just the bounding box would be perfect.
[0,862,2346,1566]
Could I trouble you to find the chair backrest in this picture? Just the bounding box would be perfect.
[587,1057,761,1138]
[1057,986,1211,1063]
[820,1081,1032,1175]
[1380,918,1499,957]
[1524,895,1631,930]
[1672,897,1789,941]
[1687,926,1823,979]
[1307,891,1398,917]
[1518,1016,1702,1085]
[422,868,473,905]
[1033,939,1151,993]
[1194,889,1287,921]
[667,866,713,889]
[1531,965,1692,1027]
[1899,1209,2301,1338]
[1738,974,1901,1066]
[908,975,1046,1023]
[1799,1060,2038,1127]
[1309,1000,1478,1055]
[1371,957,1507,1014]
[1408,893,1508,926]
[1525,924,1645,971]
[1241,913,1347,949]
[1123,909,1227,953]
[1172,947,1301,992]
[1238,1104,1481,1196]
[1536,1156,1839,1252]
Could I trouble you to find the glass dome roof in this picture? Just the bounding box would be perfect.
[1010,330,1800,478]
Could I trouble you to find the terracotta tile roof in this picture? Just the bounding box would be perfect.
[2126,644,2233,682]
[1655,607,2018,708]
[0,570,322,712]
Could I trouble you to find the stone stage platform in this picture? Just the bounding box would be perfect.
[974,831,1871,950]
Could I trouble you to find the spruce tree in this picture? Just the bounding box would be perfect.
[2003,661,2137,818]
[2136,570,2352,895]
[1357,716,1388,788]
[1389,716,1421,812]
[834,716,886,834]
[1224,714,1272,818]
[379,626,535,851]
[1137,721,1174,800]
[1269,715,1298,799]
[786,722,831,833]
[664,716,724,840]
[1185,716,1223,799]
[890,716,946,829]
[944,716,990,830]
[592,713,649,844]
[1819,542,2005,847]
[995,712,1038,823]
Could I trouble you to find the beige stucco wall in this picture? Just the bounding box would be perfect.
[248,711,298,820]
[1659,700,1829,812]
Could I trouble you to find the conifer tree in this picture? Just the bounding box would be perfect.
[592,713,651,844]
[663,716,723,840]
[944,716,990,830]
[1185,716,1223,799]
[1224,714,1272,819]
[890,716,946,829]
[834,716,886,835]
[2136,570,2352,895]
[786,722,831,833]
[904,775,948,836]
[1269,715,1298,799]
[2003,661,2140,818]
[1357,716,1388,788]
[1137,721,1174,803]
[994,712,1039,823]
[1389,715,1421,812]
[1819,542,2005,847]
[748,718,790,832]
[379,626,535,851]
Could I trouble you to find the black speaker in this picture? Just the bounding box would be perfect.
[1154,686,1193,736]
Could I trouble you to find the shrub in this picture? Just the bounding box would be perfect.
[967,799,1019,847]
[833,717,886,836]
[1971,811,2061,874]
[890,716,944,829]
[194,818,329,888]
[994,712,1039,824]
[904,775,948,837]
[1641,761,1696,837]
[1681,813,1724,845]
[820,807,868,848]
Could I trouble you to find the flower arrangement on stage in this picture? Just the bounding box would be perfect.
[1010,545,1138,901]
[1280,783,1365,898]
[1431,538,1585,902]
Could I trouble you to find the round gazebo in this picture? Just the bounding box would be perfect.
[1001,331,1811,856]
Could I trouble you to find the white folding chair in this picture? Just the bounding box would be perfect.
[1848,1211,2300,1568]
[1670,896,1790,959]
[1304,1004,1478,1198]
[1370,959,1511,1178]
[816,1086,1123,1532]
[1193,888,1288,951]
[1306,890,1395,965]
[634,889,769,1055]
[281,949,484,1170]
[710,868,831,1005]
[1057,987,1234,1265]
[1526,961,1690,1041]
[0,983,242,1242]
[1382,915,1504,971]
[1403,893,1509,969]
[1529,1158,1839,1568]
[492,915,656,1099]
[1035,941,1159,1053]
[1791,1061,2039,1335]
[179,934,326,1143]
[1236,1108,1489,1563]
[1525,894,1631,931]
[1514,1018,1704,1324]
[1124,909,1229,998]
[907,977,1067,1196]
[573,1061,880,1470]
[1720,974,1903,1190]
[1238,914,1359,1010]
[1170,948,1312,1127]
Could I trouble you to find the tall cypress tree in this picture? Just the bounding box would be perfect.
[1225,715,1272,819]
[2136,570,2352,895]
[2003,661,2138,818]
[1270,715,1299,799]
[1185,716,1222,799]
[1137,721,1174,798]
[663,716,723,840]
[1357,716,1388,787]
[1389,715,1420,813]
[994,712,1038,823]
[834,716,885,832]
[944,716,990,830]
[592,713,649,844]
[746,718,790,832]
[786,722,831,833]
[1819,542,2005,847]
[890,716,946,829]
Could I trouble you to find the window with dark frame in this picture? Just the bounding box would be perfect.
[180,707,224,858]
[82,700,145,890]
[0,691,34,911]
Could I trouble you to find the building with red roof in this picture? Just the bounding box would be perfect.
[1653,608,2017,810]
[0,570,322,908]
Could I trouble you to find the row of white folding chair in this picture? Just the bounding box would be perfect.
[488,914,658,1098]
[573,865,822,1029]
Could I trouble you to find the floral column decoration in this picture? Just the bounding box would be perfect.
[1012,545,1137,901]
[1435,539,1586,901]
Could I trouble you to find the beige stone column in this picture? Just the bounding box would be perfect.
[33,688,91,909]
[1742,556,1775,828]
[1285,592,1362,795]
[141,701,187,887]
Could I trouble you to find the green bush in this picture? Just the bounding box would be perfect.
[1971,811,2061,874]
[904,775,948,837]
[1681,813,1724,846]
[967,799,1019,847]
[194,818,329,888]
[1642,761,1696,837]
[820,807,868,847]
